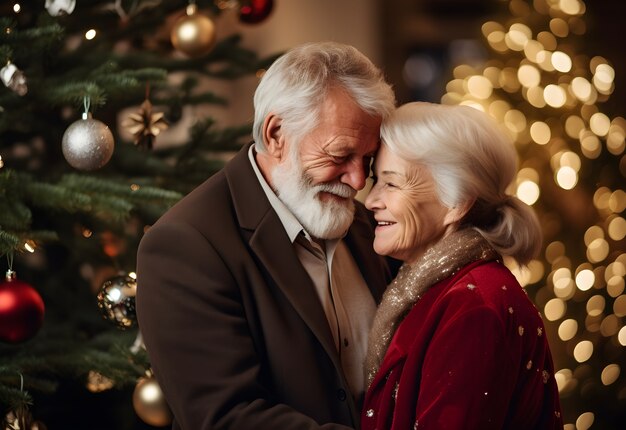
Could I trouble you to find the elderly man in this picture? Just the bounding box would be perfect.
[136,41,396,429]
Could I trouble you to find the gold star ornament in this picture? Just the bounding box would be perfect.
[122,99,168,150]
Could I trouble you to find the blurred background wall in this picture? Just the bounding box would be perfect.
[199,0,625,128]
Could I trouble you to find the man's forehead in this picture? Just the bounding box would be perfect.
[324,136,380,153]
[363,138,381,154]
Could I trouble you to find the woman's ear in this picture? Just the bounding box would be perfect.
[443,198,475,227]
[262,114,286,161]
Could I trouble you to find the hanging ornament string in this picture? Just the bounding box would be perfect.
[83,95,90,120]
[5,251,16,282]
[130,331,145,354]
[6,252,14,276]
[18,370,24,393]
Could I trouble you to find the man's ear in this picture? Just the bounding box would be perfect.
[443,198,474,227]
[262,114,286,161]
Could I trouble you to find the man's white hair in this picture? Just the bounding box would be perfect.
[253,41,396,152]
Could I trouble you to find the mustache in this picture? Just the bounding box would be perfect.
[313,181,357,199]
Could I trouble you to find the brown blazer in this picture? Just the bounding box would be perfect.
[136,143,392,430]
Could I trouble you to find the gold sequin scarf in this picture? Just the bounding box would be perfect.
[364,228,500,388]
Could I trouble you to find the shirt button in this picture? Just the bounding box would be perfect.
[337,388,347,401]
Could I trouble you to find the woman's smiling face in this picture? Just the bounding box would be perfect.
[365,145,456,263]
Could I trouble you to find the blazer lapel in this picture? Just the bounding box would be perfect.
[224,144,340,367]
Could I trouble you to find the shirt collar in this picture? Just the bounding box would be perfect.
[248,144,305,243]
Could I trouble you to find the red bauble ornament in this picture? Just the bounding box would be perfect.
[239,0,273,24]
[0,271,45,344]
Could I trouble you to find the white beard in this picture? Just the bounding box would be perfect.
[272,155,356,239]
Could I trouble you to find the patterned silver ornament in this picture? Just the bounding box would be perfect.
[62,113,114,170]
[96,274,137,329]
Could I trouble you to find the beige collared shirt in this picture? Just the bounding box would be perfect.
[248,145,377,398]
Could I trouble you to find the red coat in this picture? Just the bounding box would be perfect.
[361,260,563,430]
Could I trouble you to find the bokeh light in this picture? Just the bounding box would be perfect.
[442,1,625,425]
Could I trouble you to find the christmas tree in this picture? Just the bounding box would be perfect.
[0,1,275,428]
[439,0,624,428]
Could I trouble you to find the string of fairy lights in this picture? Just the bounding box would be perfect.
[440,0,625,428]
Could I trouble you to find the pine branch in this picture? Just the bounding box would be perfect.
[0,23,64,45]
[22,231,59,243]
[0,368,33,414]
[0,329,147,390]
[0,199,31,230]
[23,181,92,213]
[40,81,107,109]
[0,169,180,256]
[0,22,64,66]
[0,229,20,254]
[59,173,180,203]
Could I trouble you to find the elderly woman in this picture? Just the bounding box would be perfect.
[361,102,563,429]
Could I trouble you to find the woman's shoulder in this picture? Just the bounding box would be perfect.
[446,260,521,294]
[442,260,540,319]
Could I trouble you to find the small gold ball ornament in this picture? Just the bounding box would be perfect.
[171,4,216,57]
[133,375,173,427]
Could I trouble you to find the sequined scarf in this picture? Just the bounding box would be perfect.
[364,228,500,387]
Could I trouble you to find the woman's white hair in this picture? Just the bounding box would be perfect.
[252,41,396,152]
[381,102,542,265]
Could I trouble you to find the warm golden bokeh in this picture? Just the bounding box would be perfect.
[442,0,624,426]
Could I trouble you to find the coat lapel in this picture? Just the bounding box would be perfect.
[224,144,340,367]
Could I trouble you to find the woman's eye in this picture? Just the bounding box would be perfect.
[331,155,347,164]
[385,182,397,188]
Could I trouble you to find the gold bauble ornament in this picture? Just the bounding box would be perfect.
[132,375,173,427]
[171,4,216,57]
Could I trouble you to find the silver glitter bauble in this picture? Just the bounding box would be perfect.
[62,114,114,170]
[96,274,137,329]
